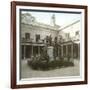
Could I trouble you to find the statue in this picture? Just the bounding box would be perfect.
[49,35,52,46]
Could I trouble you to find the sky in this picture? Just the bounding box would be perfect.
[21,10,81,26]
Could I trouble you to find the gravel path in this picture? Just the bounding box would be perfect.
[21,59,80,79]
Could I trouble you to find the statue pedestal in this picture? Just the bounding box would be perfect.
[47,46,54,61]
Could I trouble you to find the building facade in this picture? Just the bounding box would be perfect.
[20,13,80,60]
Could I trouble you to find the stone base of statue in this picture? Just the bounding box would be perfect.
[47,46,54,61]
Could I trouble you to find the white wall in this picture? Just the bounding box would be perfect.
[21,23,58,42]
[58,20,80,41]
[0,0,89,90]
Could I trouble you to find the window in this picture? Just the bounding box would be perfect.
[25,33,30,40]
[76,31,79,36]
[36,34,40,42]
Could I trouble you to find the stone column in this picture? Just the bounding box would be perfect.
[61,45,63,57]
[78,43,80,59]
[24,45,26,60]
[38,46,40,55]
[58,46,59,57]
[66,45,68,57]
[71,44,73,58]
[31,45,33,56]
[71,43,74,63]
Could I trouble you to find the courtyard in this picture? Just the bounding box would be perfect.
[21,59,80,79]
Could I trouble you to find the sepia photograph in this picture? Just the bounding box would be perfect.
[20,9,81,79]
[11,1,87,88]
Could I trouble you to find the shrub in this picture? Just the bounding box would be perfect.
[27,55,74,70]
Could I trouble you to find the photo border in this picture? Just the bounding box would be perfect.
[11,1,88,89]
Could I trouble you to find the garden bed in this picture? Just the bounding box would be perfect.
[27,58,74,71]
